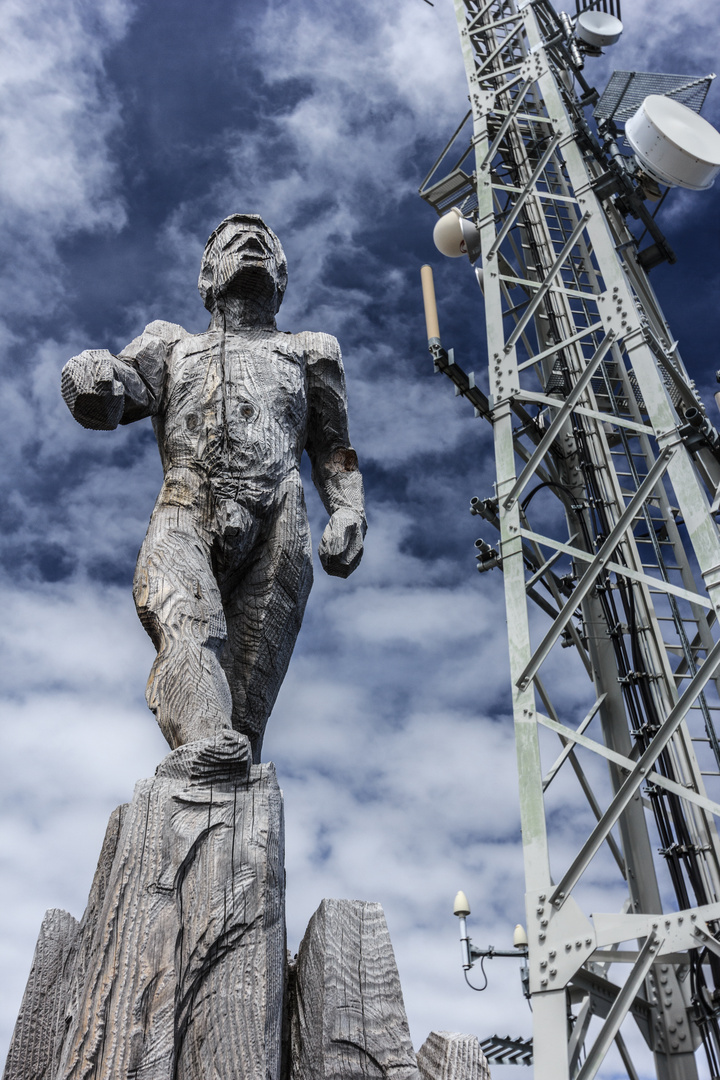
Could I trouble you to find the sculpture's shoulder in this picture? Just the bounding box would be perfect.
[290,330,342,365]
[142,320,191,348]
[119,319,190,364]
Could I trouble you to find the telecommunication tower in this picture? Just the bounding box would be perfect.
[419,0,720,1076]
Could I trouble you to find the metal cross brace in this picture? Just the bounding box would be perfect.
[516,319,604,371]
[549,632,720,908]
[503,330,616,508]
[515,445,675,690]
[575,931,661,1080]
[478,78,534,170]
[503,212,591,352]
[487,133,562,256]
[536,711,720,819]
[519,528,713,609]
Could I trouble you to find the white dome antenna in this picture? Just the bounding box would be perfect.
[626,95,720,190]
[433,208,481,263]
[575,10,623,52]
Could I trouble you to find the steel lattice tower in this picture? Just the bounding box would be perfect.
[420,1,720,1076]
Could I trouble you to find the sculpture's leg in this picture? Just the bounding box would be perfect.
[220,477,313,762]
[133,506,233,748]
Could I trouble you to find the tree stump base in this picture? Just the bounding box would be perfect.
[4,737,490,1080]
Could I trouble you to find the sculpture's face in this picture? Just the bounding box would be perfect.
[199,215,288,316]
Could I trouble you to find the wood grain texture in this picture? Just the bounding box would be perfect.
[2,909,80,1080]
[3,805,130,1080]
[55,730,284,1080]
[5,731,286,1080]
[290,899,420,1080]
[61,215,367,762]
[416,1032,491,1080]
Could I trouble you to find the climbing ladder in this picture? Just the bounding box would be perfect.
[420,1,720,1076]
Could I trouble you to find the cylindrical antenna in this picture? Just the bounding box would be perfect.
[420,264,441,347]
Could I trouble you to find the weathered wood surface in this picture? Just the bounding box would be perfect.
[417,1032,491,1080]
[290,898,420,1080]
[4,806,129,1080]
[61,214,367,762]
[2,909,79,1080]
[5,731,285,1080]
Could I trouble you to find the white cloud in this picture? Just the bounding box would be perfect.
[0,0,130,233]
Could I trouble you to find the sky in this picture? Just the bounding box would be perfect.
[1,1,719,1078]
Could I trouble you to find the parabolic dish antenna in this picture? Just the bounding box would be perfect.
[575,10,623,49]
[626,95,720,190]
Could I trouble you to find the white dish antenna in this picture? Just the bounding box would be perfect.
[575,10,623,49]
[626,94,720,190]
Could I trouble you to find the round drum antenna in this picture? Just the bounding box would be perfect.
[626,95,720,190]
[575,10,623,49]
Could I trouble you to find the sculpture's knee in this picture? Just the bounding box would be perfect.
[133,554,227,655]
[133,562,163,649]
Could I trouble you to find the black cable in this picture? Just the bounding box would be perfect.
[464,955,489,992]
[521,480,578,512]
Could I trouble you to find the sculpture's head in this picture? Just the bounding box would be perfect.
[198,214,288,317]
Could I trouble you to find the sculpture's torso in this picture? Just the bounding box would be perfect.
[152,327,313,525]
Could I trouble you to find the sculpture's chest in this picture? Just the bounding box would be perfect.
[162,333,308,451]
[167,334,306,407]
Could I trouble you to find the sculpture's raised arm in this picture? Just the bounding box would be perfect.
[305,332,367,578]
[60,320,179,430]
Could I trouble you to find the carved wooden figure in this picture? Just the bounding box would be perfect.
[61,215,366,761]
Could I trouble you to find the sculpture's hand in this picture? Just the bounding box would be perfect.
[62,349,125,430]
[319,508,365,578]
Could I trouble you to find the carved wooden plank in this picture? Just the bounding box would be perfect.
[2,909,79,1080]
[417,1032,491,1080]
[290,898,420,1080]
[52,730,285,1080]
